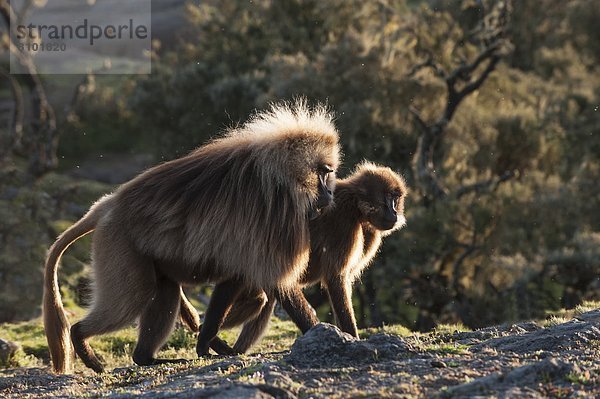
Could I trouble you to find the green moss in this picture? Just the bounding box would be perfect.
[0,318,48,365]
[36,172,112,206]
[359,324,413,339]
[423,343,469,355]
[432,323,471,335]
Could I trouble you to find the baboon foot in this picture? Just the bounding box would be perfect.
[132,353,189,367]
[210,336,237,356]
[71,323,105,373]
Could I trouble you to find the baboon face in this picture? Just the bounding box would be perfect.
[303,162,336,219]
[286,134,338,218]
[315,163,335,208]
[357,169,407,232]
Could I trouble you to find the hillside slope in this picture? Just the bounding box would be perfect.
[1,306,598,398]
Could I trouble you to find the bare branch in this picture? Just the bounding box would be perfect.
[408,1,511,202]
[459,54,501,98]
[451,203,482,293]
[451,244,478,292]
[17,0,35,27]
[407,56,446,79]
[454,170,516,200]
[446,43,500,86]
[0,68,24,154]
[408,106,428,131]
[0,0,59,175]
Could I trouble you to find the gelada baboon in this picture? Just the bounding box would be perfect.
[181,162,407,353]
[43,102,340,373]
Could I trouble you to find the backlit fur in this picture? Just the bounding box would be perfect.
[182,161,408,351]
[305,161,407,285]
[43,101,340,373]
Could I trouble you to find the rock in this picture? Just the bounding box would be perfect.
[502,357,580,385]
[286,323,377,368]
[120,385,279,399]
[472,318,600,354]
[453,321,541,346]
[431,360,447,368]
[286,323,413,368]
[0,170,111,323]
[263,366,299,393]
[366,333,414,359]
[576,309,600,322]
[513,321,543,332]
[442,357,579,398]
[0,338,20,364]
[207,385,275,399]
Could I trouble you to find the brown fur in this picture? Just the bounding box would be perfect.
[181,162,407,352]
[43,101,340,373]
[179,288,201,332]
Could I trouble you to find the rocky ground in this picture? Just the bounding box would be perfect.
[1,310,599,398]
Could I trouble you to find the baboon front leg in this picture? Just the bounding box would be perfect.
[275,286,319,333]
[196,278,243,356]
[132,275,183,367]
[325,276,358,337]
[233,293,276,353]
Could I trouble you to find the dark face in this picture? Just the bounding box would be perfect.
[309,164,335,219]
[363,186,406,231]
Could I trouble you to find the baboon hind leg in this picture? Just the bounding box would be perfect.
[196,278,243,356]
[72,311,141,373]
[207,289,268,355]
[221,289,267,329]
[233,293,276,354]
[177,288,259,356]
[133,275,184,366]
[71,233,154,373]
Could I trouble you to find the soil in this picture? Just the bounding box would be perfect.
[1,310,599,398]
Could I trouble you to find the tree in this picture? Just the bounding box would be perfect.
[408,0,514,202]
[0,0,58,175]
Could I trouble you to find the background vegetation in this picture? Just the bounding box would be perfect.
[0,0,598,340]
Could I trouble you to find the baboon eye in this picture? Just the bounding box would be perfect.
[319,165,333,174]
[318,165,333,179]
[386,193,399,209]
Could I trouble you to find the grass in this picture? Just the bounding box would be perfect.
[0,310,412,372]
[541,315,570,327]
[0,318,47,368]
[0,311,301,372]
[2,300,598,372]
[565,370,594,386]
[359,324,412,339]
[432,323,471,335]
[540,300,600,326]
[423,342,470,355]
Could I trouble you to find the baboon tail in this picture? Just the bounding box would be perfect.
[179,288,201,332]
[43,195,112,373]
